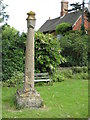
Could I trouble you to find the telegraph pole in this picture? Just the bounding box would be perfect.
[81,0,85,34]
[82,0,84,26]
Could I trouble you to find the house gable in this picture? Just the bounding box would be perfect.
[73,14,90,31]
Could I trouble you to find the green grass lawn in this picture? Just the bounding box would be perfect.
[2,79,88,118]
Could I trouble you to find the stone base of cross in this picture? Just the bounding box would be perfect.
[16,87,43,108]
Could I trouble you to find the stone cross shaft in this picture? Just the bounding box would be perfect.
[24,11,36,91]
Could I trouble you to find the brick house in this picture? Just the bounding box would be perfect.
[39,0,90,34]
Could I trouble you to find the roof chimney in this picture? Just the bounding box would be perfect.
[88,0,90,13]
[61,0,68,16]
[48,17,51,20]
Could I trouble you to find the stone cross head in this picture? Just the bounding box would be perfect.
[26,11,36,29]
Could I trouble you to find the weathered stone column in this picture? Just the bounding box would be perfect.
[15,11,43,108]
[24,11,35,91]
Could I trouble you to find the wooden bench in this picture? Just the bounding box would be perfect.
[22,73,52,85]
[34,73,52,84]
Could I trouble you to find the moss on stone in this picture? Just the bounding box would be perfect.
[27,11,35,16]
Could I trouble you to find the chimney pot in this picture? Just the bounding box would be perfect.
[48,17,51,20]
[61,0,68,16]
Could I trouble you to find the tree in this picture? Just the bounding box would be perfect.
[56,22,72,35]
[65,1,86,34]
[0,0,9,24]
[65,2,82,12]
[2,25,26,80]
[60,31,88,67]
[2,25,65,80]
[35,32,66,73]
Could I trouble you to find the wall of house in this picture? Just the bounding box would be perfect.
[73,14,90,31]
[87,29,90,35]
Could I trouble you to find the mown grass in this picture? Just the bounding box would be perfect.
[2,79,88,118]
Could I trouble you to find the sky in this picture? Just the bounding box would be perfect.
[4,0,89,33]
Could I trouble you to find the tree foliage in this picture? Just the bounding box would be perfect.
[0,0,9,23]
[66,2,82,12]
[66,1,86,34]
[35,32,65,73]
[2,25,65,80]
[56,22,72,35]
[60,31,88,67]
[2,25,26,80]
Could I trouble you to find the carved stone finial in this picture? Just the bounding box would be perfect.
[27,11,36,20]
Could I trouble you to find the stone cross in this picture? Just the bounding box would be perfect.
[15,11,43,108]
[24,11,36,92]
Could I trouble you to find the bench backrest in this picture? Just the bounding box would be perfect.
[35,73,49,80]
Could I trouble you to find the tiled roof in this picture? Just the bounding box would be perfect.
[39,10,82,33]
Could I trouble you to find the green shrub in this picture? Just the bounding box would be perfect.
[61,69,73,78]
[56,22,72,35]
[72,72,88,80]
[35,32,66,74]
[72,66,88,74]
[52,70,64,82]
[72,66,88,80]
[60,31,88,67]
[2,25,65,81]
[52,67,88,82]
[82,66,88,73]
[2,71,24,87]
[72,67,83,73]
[2,25,26,81]
[51,69,72,82]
